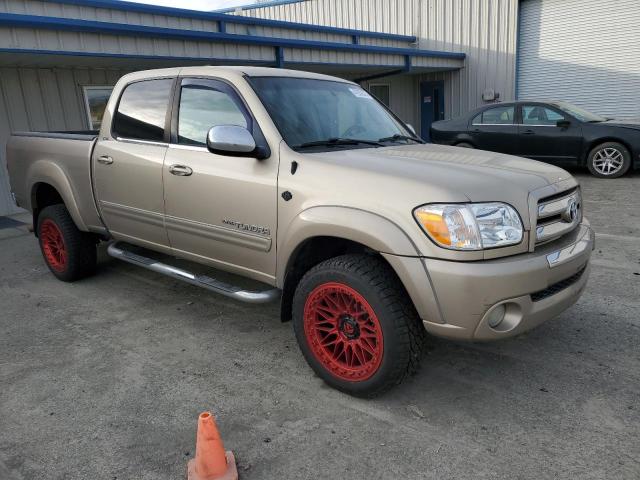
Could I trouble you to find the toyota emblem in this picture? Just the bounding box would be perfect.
[563,199,579,222]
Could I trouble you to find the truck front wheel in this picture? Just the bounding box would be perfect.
[37,204,97,282]
[292,254,425,397]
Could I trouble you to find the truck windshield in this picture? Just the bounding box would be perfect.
[248,77,420,151]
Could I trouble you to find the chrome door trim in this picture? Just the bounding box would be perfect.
[115,137,168,147]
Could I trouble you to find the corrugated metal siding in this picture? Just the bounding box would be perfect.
[364,74,419,127]
[518,0,640,118]
[0,67,129,215]
[237,0,418,36]
[0,0,401,47]
[238,0,519,118]
[0,26,277,63]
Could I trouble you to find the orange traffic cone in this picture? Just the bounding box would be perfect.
[187,412,238,480]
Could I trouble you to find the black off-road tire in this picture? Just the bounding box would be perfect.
[292,254,426,397]
[586,141,631,178]
[37,204,97,282]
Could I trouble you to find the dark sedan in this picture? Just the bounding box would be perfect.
[430,100,640,178]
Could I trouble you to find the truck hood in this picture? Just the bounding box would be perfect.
[315,143,572,201]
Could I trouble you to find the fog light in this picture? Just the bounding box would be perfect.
[487,304,506,328]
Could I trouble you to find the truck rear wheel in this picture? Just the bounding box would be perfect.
[37,204,97,282]
[292,254,425,397]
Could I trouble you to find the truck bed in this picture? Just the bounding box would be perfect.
[6,131,104,233]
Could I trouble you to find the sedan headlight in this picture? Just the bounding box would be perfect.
[413,203,523,250]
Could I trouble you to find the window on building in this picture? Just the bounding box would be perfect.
[82,86,114,131]
[369,84,390,107]
[177,81,249,146]
[474,105,515,125]
[112,78,174,142]
[521,105,565,125]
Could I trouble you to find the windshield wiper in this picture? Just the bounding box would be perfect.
[377,134,424,144]
[294,138,384,150]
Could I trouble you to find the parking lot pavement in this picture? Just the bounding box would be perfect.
[1,171,639,480]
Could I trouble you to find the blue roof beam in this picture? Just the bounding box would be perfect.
[0,13,466,61]
[47,0,419,44]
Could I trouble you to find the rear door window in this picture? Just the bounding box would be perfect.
[475,105,515,125]
[112,78,174,142]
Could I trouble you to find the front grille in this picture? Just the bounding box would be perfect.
[530,266,586,302]
[536,188,582,244]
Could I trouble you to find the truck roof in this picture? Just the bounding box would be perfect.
[118,65,353,84]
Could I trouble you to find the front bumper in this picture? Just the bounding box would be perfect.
[385,222,594,342]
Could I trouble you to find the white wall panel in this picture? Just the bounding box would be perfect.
[518,0,640,118]
[238,0,519,118]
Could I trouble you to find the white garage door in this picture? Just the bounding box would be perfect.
[518,0,640,119]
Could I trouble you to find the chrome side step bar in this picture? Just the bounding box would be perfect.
[107,242,280,304]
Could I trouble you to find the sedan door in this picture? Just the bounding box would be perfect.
[516,104,583,165]
[469,104,519,154]
[162,78,278,283]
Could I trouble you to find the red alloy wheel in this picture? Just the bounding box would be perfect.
[303,282,384,382]
[40,219,67,272]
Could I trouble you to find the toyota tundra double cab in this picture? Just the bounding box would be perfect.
[7,66,594,396]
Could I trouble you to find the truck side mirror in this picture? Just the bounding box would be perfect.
[206,125,259,158]
[556,119,571,129]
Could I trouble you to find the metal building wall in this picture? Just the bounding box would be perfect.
[0,67,129,216]
[0,0,409,48]
[518,0,640,118]
[238,0,519,118]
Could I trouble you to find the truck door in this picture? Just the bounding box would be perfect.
[162,78,278,282]
[92,77,174,251]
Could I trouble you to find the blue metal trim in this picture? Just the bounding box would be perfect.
[0,48,440,72]
[515,0,523,99]
[218,20,226,34]
[0,13,466,60]
[352,35,359,45]
[0,47,275,65]
[215,0,306,13]
[48,0,418,43]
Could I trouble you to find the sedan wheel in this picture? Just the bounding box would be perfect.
[587,142,631,178]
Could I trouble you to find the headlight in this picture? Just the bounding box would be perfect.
[413,202,523,250]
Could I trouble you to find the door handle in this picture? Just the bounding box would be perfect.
[169,164,193,176]
[522,129,535,135]
[97,155,113,165]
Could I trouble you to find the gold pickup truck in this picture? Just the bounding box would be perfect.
[7,66,594,396]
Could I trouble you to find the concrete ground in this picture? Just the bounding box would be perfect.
[1,171,639,480]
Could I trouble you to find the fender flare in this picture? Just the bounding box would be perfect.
[28,160,88,231]
[277,206,445,324]
[277,206,420,282]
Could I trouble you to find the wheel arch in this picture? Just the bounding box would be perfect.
[453,133,476,147]
[277,206,430,323]
[28,162,88,233]
[583,137,634,168]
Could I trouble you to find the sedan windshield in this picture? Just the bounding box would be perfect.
[554,101,607,123]
[248,77,419,151]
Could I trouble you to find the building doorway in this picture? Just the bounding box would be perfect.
[420,80,445,141]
